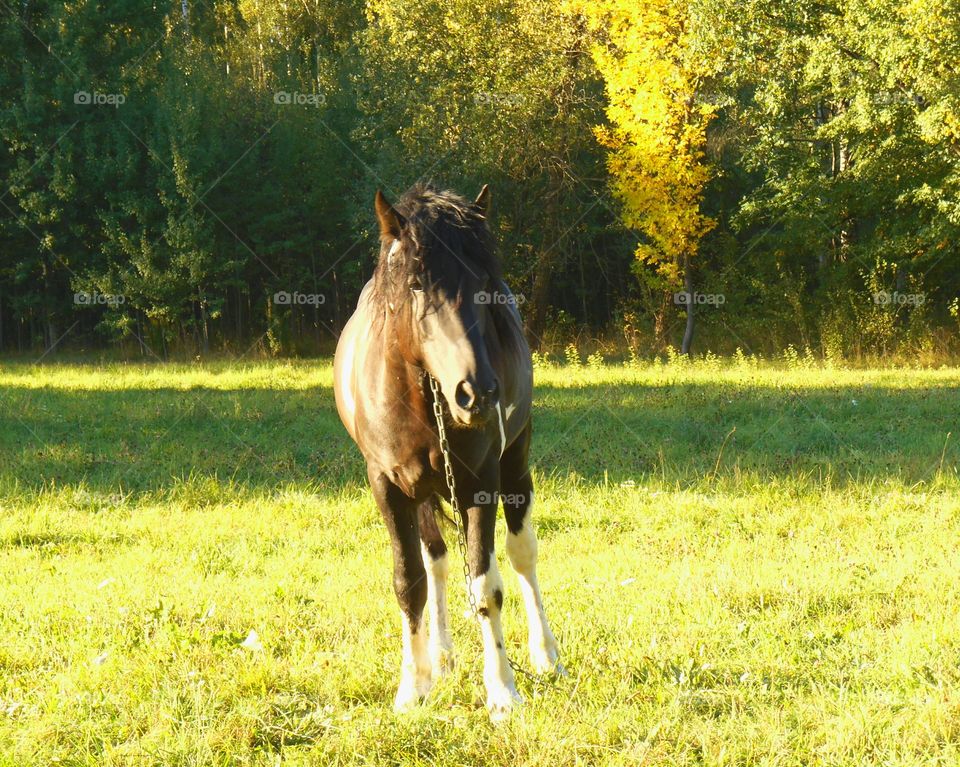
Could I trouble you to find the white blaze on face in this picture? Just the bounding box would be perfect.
[387,238,402,265]
[394,610,432,712]
[420,542,454,676]
[469,554,521,718]
[385,239,403,312]
[504,493,560,674]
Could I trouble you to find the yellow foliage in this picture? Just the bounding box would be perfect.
[577,0,715,280]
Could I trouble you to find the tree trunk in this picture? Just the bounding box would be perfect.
[818,103,832,272]
[524,19,586,346]
[198,292,210,355]
[136,314,146,357]
[528,252,555,346]
[235,283,243,344]
[680,253,695,356]
[332,267,342,334]
[46,317,56,352]
[527,174,563,346]
[837,138,851,261]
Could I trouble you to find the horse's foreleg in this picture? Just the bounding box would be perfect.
[503,489,561,674]
[501,434,561,674]
[369,470,432,711]
[418,497,454,677]
[462,479,521,720]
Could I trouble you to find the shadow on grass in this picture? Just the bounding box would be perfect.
[0,378,957,496]
[532,381,959,486]
[0,385,361,495]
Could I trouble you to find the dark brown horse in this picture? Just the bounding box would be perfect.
[333,184,560,718]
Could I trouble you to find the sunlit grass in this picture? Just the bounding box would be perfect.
[1,359,959,765]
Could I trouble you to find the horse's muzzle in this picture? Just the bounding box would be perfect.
[453,378,499,425]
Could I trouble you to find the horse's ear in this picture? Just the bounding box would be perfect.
[474,184,491,216]
[374,189,403,239]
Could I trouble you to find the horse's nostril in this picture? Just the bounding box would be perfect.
[455,379,498,415]
[455,380,476,411]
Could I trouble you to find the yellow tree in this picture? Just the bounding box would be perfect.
[580,0,716,352]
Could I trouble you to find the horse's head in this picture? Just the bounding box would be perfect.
[373,184,501,427]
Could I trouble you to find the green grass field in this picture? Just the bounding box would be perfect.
[2,359,960,766]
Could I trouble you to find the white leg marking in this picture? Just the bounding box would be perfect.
[496,401,507,458]
[393,610,432,712]
[470,555,522,720]
[420,542,454,677]
[505,494,561,674]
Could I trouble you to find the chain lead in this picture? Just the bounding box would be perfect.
[426,372,554,691]
[428,372,480,621]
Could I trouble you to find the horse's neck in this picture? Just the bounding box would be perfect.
[373,317,425,405]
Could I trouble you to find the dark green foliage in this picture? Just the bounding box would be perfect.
[0,0,957,357]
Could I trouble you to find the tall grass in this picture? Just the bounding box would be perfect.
[1,359,958,765]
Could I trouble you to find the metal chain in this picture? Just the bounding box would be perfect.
[427,372,480,620]
[426,372,554,690]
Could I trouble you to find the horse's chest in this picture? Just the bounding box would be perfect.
[359,408,497,500]
[388,450,439,499]
[357,411,440,497]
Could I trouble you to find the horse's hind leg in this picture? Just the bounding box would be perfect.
[418,496,454,677]
[500,426,561,674]
[368,469,432,711]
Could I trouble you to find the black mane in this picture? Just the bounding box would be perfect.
[372,185,499,312]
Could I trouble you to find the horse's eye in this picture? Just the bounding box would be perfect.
[408,274,423,292]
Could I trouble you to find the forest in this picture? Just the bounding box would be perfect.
[1,0,958,358]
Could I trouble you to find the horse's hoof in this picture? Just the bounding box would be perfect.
[393,672,432,712]
[530,644,562,675]
[431,647,455,678]
[393,685,421,712]
[393,690,419,712]
[486,685,523,722]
